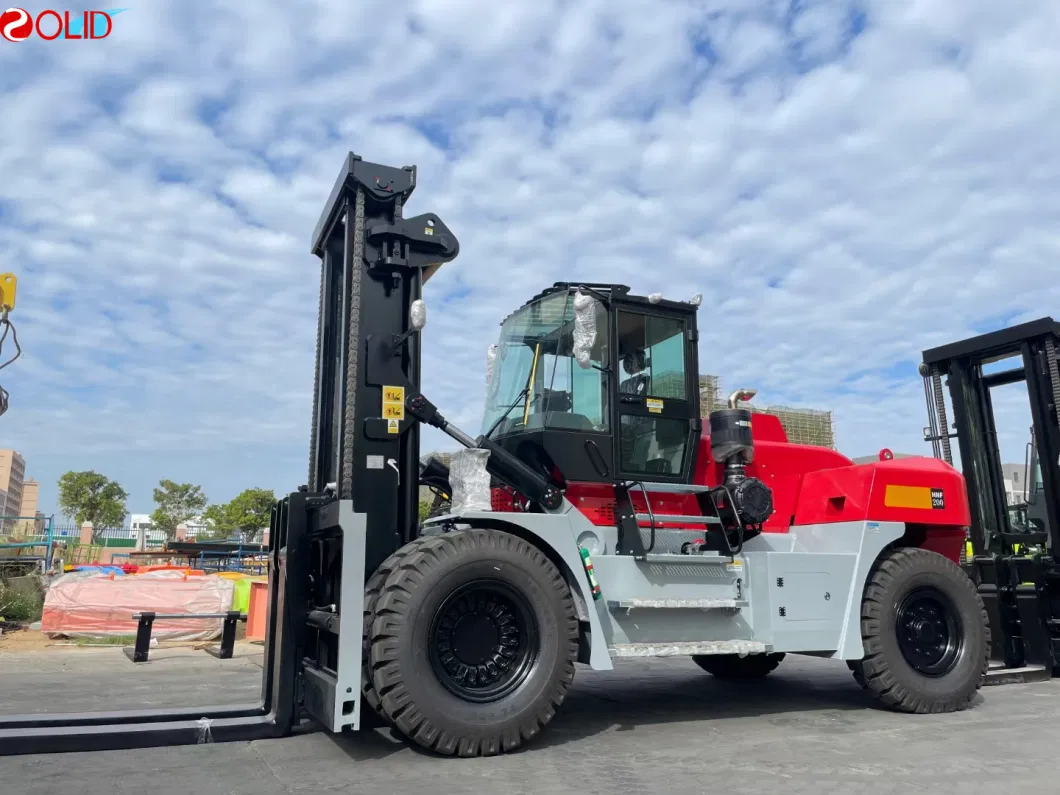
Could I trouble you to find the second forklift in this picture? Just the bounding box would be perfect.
[921,316,1060,681]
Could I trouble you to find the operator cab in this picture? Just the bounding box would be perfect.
[481,283,701,488]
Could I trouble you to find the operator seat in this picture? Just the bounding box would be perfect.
[619,351,650,395]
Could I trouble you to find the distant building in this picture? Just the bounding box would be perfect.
[0,449,26,531]
[181,516,211,539]
[127,513,211,544]
[20,478,38,519]
[128,513,166,545]
[1000,462,1029,506]
[699,375,835,449]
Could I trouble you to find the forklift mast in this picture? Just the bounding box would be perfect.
[307,153,460,574]
[0,154,464,756]
[921,316,1060,675]
[921,317,1060,557]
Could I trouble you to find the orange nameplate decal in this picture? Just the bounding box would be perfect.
[884,485,935,510]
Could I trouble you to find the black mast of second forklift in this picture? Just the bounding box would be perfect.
[922,316,1060,678]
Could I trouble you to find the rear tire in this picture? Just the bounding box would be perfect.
[849,547,989,713]
[692,652,785,679]
[368,529,579,756]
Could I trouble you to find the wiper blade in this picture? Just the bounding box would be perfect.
[485,385,530,439]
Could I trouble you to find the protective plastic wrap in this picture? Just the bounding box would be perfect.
[448,448,492,513]
[409,298,427,329]
[40,570,236,641]
[572,289,599,369]
[485,343,498,392]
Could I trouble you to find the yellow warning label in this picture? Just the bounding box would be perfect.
[387,418,400,434]
[382,385,405,421]
[883,485,932,510]
[646,398,663,414]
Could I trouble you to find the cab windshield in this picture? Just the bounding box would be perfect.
[482,291,610,437]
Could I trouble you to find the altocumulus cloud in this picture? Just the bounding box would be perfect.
[0,0,1057,514]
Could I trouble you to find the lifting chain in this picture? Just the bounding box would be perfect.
[1045,336,1060,431]
[340,187,366,500]
[930,365,953,465]
[308,259,325,490]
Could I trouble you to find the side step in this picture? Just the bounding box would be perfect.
[608,598,746,610]
[608,640,768,658]
[639,553,737,565]
[983,661,1052,686]
[635,513,721,526]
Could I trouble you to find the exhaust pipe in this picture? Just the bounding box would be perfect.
[727,389,757,409]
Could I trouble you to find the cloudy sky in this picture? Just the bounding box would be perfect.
[1,0,1056,521]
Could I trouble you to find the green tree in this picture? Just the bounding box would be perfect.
[202,487,275,542]
[56,470,128,542]
[150,479,208,541]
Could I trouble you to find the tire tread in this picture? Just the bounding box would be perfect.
[850,547,990,714]
[369,529,579,757]
[361,543,415,718]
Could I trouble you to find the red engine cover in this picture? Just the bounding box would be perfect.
[564,412,970,557]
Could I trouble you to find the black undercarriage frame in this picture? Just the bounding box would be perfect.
[0,154,461,755]
[922,316,1060,682]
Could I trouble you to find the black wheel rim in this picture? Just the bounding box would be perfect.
[895,586,964,677]
[427,578,540,703]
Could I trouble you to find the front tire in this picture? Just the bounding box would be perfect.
[361,543,415,720]
[850,547,990,713]
[368,530,579,756]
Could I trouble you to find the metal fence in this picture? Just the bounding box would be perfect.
[14,523,165,547]
[2,518,170,572]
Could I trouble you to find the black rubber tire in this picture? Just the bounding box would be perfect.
[361,542,416,719]
[692,652,785,679]
[847,659,867,689]
[849,547,990,713]
[368,529,579,757]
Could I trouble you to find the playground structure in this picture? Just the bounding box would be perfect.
[0,515,57,573]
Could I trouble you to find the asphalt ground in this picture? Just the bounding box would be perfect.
[0,643,1055,795]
